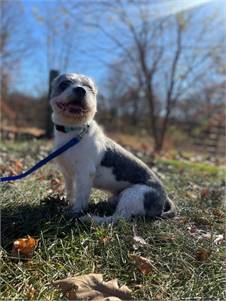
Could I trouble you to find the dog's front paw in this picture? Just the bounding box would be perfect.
[72,210,85,218]
[70,205,87,218]
[64,208,84,219]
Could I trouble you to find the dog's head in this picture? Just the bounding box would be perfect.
[50,73,97,126]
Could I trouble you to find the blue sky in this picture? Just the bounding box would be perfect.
[14,0,225,96]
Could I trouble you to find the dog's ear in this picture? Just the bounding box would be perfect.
[94,84,98,95]
[48,70,60,99]
[91,79,98,95]
[49,78,57,99]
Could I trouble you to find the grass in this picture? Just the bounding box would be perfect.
[157,158,226,177]
[0,140,225,300]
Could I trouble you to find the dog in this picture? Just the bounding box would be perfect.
[50,73,176,223]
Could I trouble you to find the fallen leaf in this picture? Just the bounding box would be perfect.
[187,225,198,235]
[201,233,212,240]
[158,233,175,242]
[132,225,148,247]
[100,236,112,245]
[196,248,211,261]
[133,284,143,289]
[26,285,36,299]
[53,273,131,300]
[186,191,197,200]
[193,216,212,226]
[11,235,38,259]
[214,234,225,245]
[129,254,153,275]
[187,225,212,241]
[200,187,209,198]
[212,208,225,219]
[155,293,164,300]
[10,159,23,175]
[133,235,148,246]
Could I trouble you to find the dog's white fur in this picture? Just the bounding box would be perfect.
[50,73,176,223]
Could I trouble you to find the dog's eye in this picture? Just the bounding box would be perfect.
[58,80,72,91]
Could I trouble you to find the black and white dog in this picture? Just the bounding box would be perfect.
[50,73,176,223]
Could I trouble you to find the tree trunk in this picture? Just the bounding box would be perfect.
[46,69,59,138]
[146,86,162,152]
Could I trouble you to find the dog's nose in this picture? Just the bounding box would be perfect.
[72,87,86,100]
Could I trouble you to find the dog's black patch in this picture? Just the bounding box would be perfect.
[101,138,158,185]
[143,190,164,218]
[164,198,171,212]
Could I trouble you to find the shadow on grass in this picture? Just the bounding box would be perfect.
[1,195,118,249]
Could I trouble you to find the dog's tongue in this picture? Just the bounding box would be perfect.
[57,101,82,112]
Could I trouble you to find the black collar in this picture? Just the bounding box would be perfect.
[54,124,88,133]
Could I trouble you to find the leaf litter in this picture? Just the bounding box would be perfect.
[11,235,38,260]
[129,254,154,275]
[53,273,132,300]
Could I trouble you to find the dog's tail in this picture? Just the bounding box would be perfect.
[161,197,177,219]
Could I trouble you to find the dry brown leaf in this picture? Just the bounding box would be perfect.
[158,234,175,242]
[11,235,38,259]
[53,273,131,300]
[214,234,225,245]
[200,187,209,198]
[193,216,212,226]
[129,254,153,275]
[187,225,198,234]
[11,159,23,174]
[212,208,225,219]
[133,235,148,246]
[186,191,197,200]
[132,225,148,249]
[25,285,36,299]
[196,248,211,261]
[100,236,112,245]
[187,225,209,240]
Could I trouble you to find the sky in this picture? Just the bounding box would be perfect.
[11,0,226,96]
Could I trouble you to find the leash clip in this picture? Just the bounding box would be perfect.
[78,124,90,140]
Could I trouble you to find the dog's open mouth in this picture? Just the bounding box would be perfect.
[56,101,88,114]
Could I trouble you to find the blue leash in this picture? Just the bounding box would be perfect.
[0,125,89,183]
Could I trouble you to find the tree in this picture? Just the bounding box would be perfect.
[103,59,146,126]
[33,2,85,74]
[77,0,225,151]
[0,0,32,99]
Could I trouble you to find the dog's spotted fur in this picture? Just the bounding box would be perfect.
[50,73,176,223]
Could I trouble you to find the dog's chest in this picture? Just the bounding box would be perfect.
[56,147,79,174]
[55,135,90,174]
[54,131,100,175]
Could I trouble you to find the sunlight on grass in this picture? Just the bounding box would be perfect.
[0,140,224,300]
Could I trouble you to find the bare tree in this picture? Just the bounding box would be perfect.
[77,0,225,151]
[104,58,146,126]
[0,0,33,98]
[33,2,85,75]
[32,3,87,136]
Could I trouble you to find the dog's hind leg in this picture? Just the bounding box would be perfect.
[80,184,165,224]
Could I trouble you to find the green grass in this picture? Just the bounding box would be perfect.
[0,140,225,300]
[157,158,226,177]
